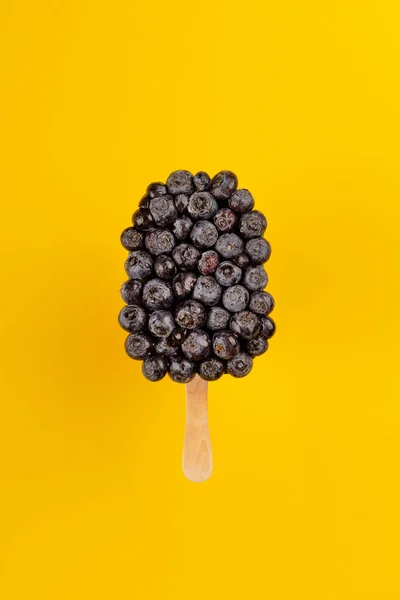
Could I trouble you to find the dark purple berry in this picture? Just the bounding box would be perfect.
[146,182,167,198]
[228,189,254,213]
[149,195,178,227]
[175,299,206,330]
[118,305,147,332]
[246,336,269,357]
[239,210,267,239]
[154,255,177,279]
[192,276,222,306]
[148,310,175,338]
[260,316,276,339]
[213,208,238,232]
[142,279,174,310]
[166,170,194,196]
[198,250,220,275]
[174,194,189,213]
[212,330,240,360]
[172,243,200,270]
[145,229,175,256]
[226,352,253,377]
[142,356,168,381]
[168,357,196,383]
[234,253,250,269]
[215,261,242,287]
[193,171,212,191]
[243,266,268,292]
[155,338,180,358]
[222,285,249,312]
[172,216,193,241]
[132,208,156,231]
[210,170,238,199]
[190,221,218,249]
[125,333,153,360]
[206,306,230,331]
[172,271,197,300]
[245,238,271,264]
[182,329,211,361]
[124,251,153,279]
[139,195,150,209]
[188,192,218,220]
[249,291,274,315]
[215,233,244,259]
[198,358,225,381]
[170,328,187,346]
[229,310,261,340]
[120,279,142,305]
[121,227,143,251]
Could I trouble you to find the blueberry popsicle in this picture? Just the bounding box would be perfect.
[120,170,275,482]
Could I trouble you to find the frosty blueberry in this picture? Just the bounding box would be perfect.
[174,194,189,213]
[229,310,261,340]
[120,279,142,305]
[172,271,197,300]
[212,330,240,360]
[210,170,238,199]
[239,210,267,239]
[190,220,218,249]
[132,208,155,231]
[121,227,143,251]
[215,233,244,259]
[168,357,196,383]
[124,251,153,279]
[228,189,254,213]
[226,352,253,377]
[172,216,193,241]
[213,208,238,233]
[172,243,201,270]
[142,356,168,381]
[175,299,207,329]
[154,255,177,279]
[182,330,211,361]
[148,310,175,338]
[245,238,271,265]
[149,195,178,227]
[145,229,175,255]
[222,285,249,312]
[260,316,276,339]
[192,276,222,306]
[193,171,211,191]
[118,305,147,333]
[167,170,194,196]
[198,250,220,275]
[246,336,269,357]
[146,182,167,199]
[215,261,242,287]
[243,265,268,292]
[142,279,174,310]
[249,291,275,315]
[188,192,218,220]
[206,306,230,331]
[198,358,225,381]
[125,333,153,360]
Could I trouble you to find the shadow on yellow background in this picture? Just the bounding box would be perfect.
[1,1,400,598]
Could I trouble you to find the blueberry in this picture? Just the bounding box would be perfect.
[172,271,197,300]
[118,304,147,332]
[142,279,174,310]
[155,338,180,358]
[190,221,218,249]
[192,276,222,306]
[148,310,175,338]
[120,279,142,305]
[149,195,178,227]
[226,352,253,377]
[213,208,238,233]
[215,261,242,287]
[228,189,254,213]
[210,170,238,199]
[125,251,153,279]
[174,194,189,213]
[246,336,269,357]
[239,210,267,239]
[168,357,196,383]
[147,182,167,199]
[212,330,240,360]
[243,266,268,292]
[234,253,250,269]
[132,208,156,231]
[249,291,275,315]
[145,229,175,256]
[175,299,206,330]
[170,328,187,346]
[188,192,218,220]
[245,238,271,264]
[260,316,276,339]
[172,216,193,241]
[222,285,249,312]
[166,170,194,196]
[198,250,219,275]
[172,243,200,270]
[206,306,230,331]
[121,227,144,251]
[142,356,168,381]
[139,195,150,209]
[229,310,261,340]
[125,333,153,360]
[193,171,212,191]
[198,358,225,381]
[182,329,211,361]
[215,233,244,259]
[154,255,177,279]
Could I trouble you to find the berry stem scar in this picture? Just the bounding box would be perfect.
[183,376,212,482]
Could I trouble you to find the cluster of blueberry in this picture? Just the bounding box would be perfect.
[119,170,275,383]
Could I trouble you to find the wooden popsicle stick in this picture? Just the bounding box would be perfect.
[183,376,212,483]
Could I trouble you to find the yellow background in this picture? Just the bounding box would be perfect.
[1,0,400,598]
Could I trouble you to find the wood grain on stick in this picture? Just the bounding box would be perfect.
[183,376,212,482]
